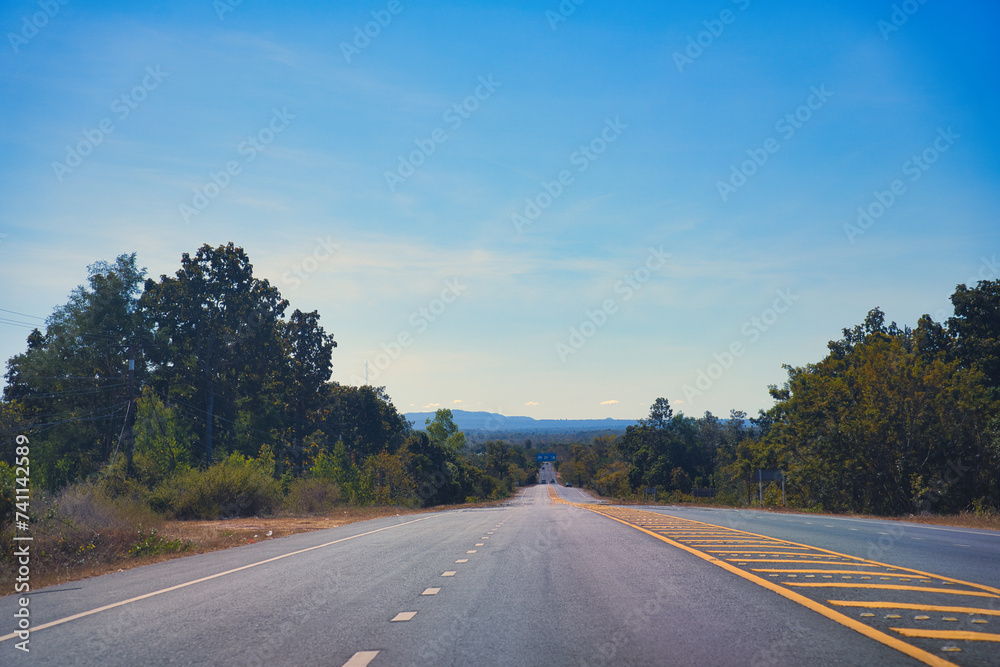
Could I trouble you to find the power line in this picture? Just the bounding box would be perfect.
[0,317,38,329]
[0,307,45,320]
[14,383,127,400]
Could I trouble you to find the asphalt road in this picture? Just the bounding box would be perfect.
[2,484,997,666]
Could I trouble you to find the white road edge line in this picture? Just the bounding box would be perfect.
[0,515,439,643]
[343,650,380,666]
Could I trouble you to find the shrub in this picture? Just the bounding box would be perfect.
[152,453,281,520]
[128,526,193,558]
[0,462,15,528]
[284,477,341,514]
[0,481,163,580]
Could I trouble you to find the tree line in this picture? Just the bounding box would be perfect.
[559,280,1000,515]
[1,244,537,518]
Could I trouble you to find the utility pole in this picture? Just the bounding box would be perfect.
[124,348,136,474]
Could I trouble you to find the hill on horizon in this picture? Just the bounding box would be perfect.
[403,409,638,433]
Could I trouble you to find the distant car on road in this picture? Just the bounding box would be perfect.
[565,483,571,487]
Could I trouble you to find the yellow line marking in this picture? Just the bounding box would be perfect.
[596,506,1000,596]
[891,629,1000,642]
[706,550,822,556]
[441,571,457,577]
[455,559,469,563]
[753,570,902,575]
[466,550,477,554]
[726,558,850,563]
[422,588,441,595]
[343,650,380,667]
[783,583,998,598]
[828,601,1000,616]
[390,611,417,622]
[581,507,960,667]
[0,514,440,643]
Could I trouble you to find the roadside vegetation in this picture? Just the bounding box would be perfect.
[0,245,537,587]
[1,244,997,587]
[556,280,1000,521]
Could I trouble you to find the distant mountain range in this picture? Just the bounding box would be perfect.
[403,410,637,433]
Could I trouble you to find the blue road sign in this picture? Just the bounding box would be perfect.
[536,452,556,462]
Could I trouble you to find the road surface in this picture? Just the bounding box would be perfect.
[2,484,998,665]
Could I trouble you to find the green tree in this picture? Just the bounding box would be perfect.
[948,279,1000,388]
[762,308,996,514]
[3,254,147,489]
[319,385,410,459]
[141,243,288,465]
[425,408,467,453]
[280,310,336,475]
[133,388,193,482]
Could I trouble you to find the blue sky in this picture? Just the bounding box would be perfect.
[1,0,998,420]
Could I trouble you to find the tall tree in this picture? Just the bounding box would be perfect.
[281,309,336,474]
[141,243,288,465]
[3,254,146,488]
[762,309,996,514]
[948,279,1000,389]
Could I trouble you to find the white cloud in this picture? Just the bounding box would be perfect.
[600,400,619,405]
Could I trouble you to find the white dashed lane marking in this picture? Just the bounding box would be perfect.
[422,588,440,596]
[342,650,379,666]
[391,612,416,622]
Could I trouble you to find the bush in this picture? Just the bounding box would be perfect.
[151,453,281,520]
[128,526,193,558]
[0,481,163,580]
[0,462,15,528]
[284,477,341,514]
